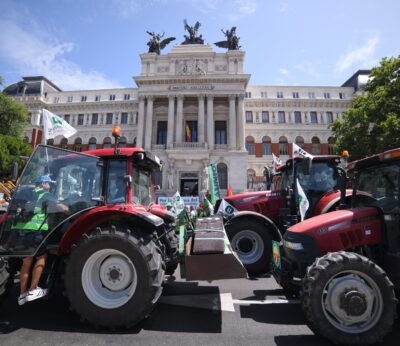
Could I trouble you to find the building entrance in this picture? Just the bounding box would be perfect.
[180,178,198,196]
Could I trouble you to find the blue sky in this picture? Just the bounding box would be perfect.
[1,0,399,90]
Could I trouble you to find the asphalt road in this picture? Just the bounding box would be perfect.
[0,267,399,346]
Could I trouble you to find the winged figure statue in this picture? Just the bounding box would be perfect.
[182,20,204,45]
[146,31,175,55]
[214,27,241,50]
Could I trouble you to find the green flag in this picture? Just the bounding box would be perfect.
[207,163,220,205]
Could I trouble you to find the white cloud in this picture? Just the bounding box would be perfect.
[295,62,321,78]
[0,20,122,90]
[335,36,379,73]
[228,0,257,20]
[113,0,139,18]
[279,68,290,76]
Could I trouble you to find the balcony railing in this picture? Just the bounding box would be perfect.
[172,142,207,149]
[152,144,166,150]
[215,144,228,150]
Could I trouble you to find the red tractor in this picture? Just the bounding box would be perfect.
[273,148,400,345]
[219,155,349,274]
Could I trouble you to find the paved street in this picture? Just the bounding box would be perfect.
[0,267,399,346]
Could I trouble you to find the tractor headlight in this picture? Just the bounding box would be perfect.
[283,240,304,250]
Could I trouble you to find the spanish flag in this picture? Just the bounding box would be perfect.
[185,122,191,142]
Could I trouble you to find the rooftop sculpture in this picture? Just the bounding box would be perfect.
[214,27,241,50]
[146,31,175,55]
[181,20,204,45]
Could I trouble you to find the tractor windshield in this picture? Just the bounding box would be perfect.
[353,163,399,212]
[131,165,153,206]
[0,145,102,255]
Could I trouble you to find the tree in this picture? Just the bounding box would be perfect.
[330,56,400,160]
[0,92,29,138]
[0,135,32,179]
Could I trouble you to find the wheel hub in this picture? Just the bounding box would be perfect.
[238,237,254,253]
[340,290,367,316]
[231,230,264,265]
[100,256,133,291]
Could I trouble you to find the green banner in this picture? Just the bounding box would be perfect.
[207,163,220,205]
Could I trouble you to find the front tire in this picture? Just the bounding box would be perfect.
[65,226,164,328]
[301,251,397,345]
[225,218,271,275]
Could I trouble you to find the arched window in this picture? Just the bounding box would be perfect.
[262,136,271,155]
[328,137,335,155]
[119,136,127,148]
[311,136,321,155]
[61,138,68,149]
[74,137,82,152]
[217,163,228,189]
[88,137,97,150]
[247,169,256,189]
[103,137,112,149]
[279,136,288,155]
[295,136,304,148]
[46,139,54,146]
[245,136,255,155]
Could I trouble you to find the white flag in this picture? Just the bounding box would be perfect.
[292,143,314,160]
[216,199,237,217]
[42,109,77,141]
[171,191,185,215]
[296,179,309,221]
[272,153,282,172]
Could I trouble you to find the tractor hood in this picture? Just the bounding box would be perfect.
[286,207,382,254]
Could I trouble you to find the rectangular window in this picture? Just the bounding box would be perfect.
[245,92,252,98]
[246,143,255,155]
[109,94,116,101]
[64,114,70,124]
[278,111,286,123]
[292,92,299,99]
[67,96,73,102]
[106,113,113,125]
[157,121,167,145]
[185,121,197,142]
[339,92,346,99]
[81,96,87,102]
[260,91,268,98]
[294,111,302,124]
[246,111,253,123]
[277,91,284,99]
[78,114,84,125]
[261,111,269,123]
[324,92,331,99]
[91,113,98,125]
[215,121,227,145]
[263,143,271,155]
[121,112,128,124]
[310,111,318,124]
[327,112,334,124]
[53,97,59,103]
[124,94,130,100]
[95,95,101,102]
[308,92,315,99]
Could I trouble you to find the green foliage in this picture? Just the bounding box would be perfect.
[0,134,32,179]
[330,56,400,160]
[0,92,29,138]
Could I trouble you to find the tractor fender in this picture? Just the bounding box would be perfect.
[57,206,164,255]
[227,211,282,242]
[313,189,353,215]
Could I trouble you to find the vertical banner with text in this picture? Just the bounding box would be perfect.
[207,163,220,205]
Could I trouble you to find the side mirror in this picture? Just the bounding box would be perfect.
[154,185,161,191]
[302,157,312,175]
[11,161,18,182]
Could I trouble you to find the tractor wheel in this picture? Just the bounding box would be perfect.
[64,226,164,328]
[164,231,179,276]
[301,251,397,345]
[225,218,271,275]
[0,257,16,304]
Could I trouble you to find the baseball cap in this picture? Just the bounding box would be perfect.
[35,175,56,185]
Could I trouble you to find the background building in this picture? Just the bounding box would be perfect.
[3,43,369,198]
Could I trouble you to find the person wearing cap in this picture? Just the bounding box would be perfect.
[15,175,69,306]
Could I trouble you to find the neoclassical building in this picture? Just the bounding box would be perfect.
[3,41,369,198]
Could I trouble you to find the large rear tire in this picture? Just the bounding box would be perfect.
[225,218,271,275]
[0,257,16,304]
[164,231,179,276]
[65,226,164,328]
[301,251,397,345]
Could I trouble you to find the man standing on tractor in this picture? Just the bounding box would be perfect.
[13,175,69,305]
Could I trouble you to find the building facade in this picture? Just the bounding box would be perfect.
[3,43,368,198]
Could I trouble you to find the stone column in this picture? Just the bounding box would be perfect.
[144,96,154,150]
[207,94,214,150]
[136,96,145,148]
[167,95,175,148]
[198,95,205,143]
[229,95,237,150]
[237,94,245,150]
[175,95,184,144]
